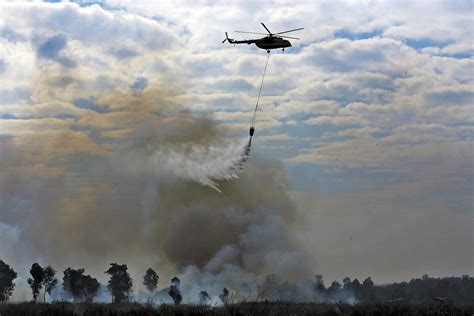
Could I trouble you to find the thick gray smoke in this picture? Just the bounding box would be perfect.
[0,75,315,302]
[113,114,315,302]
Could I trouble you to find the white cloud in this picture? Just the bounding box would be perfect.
[257,133,296,142]
[0,101,94,118]
[304,115,369,127]
[0,0,472,286]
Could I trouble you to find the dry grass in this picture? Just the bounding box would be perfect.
[0,301,473,316]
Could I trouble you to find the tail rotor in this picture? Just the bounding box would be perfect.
[222,32,229,43]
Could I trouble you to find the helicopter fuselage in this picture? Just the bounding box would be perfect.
[226,36,292,51]
[255,36,291,50]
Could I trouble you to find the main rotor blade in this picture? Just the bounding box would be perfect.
[278,35,300,40]
[261,23,272,34]
[275,27,304,35]
[234,31,268,35]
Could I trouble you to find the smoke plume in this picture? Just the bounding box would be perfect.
[1,64,315,303]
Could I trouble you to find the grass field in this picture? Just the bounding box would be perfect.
[1,302,473,316]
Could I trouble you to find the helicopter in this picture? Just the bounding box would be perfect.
[222,23,303,53]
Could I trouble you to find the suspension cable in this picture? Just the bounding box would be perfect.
[251,52,270,127]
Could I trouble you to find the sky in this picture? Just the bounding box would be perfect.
[0,0,473,301]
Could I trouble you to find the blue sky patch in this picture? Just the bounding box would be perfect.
[334,28,384,40]
[36,34,77,68]
[404,38,454,50]
[0,88,32,104]
[37,34,67,58]
[0,27,26,43]
[110,48,140,59]
[131,76,149,91]
[74,97,109,113]
[1,113,18,119]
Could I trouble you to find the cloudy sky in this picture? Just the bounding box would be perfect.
[0,0,473,298]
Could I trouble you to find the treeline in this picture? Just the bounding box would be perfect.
[1,259,473,305]
[0,260,164,304]
[0,260,228,305]
[310,274,474,305]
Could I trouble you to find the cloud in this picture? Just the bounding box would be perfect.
[257,133,296,142]
[0,0,472,298]
[304,115,368,128]
[213,79,254,92]
[0,27,27,43]
[0,59,5,73]
[303,38,393,73]
[0,87,32,104]
[287,136,472,174]
[2,2,180,50]
[0,101,94,119]
[424,86,474,106]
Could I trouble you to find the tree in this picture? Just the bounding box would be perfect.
[362,277,375,301]
[0,260,17,302]
[63,267,99,302]
[143,268,158,303]
[27,263,44,302]
[314,274,327,302]
[42,266,58,303]
[63,268,85,302]
[143,268,158,293]
[351,278,361,299]
[343,277,352,291]
[314,274,326,291]
[168,277,182,305]
[328,281,342,298]
[105,263,133,303]
[82,275,100,303]
[199,290,210,305]
[219,288,229,305]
